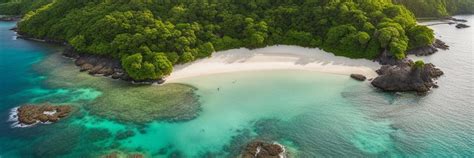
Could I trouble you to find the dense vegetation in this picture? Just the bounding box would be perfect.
[0,0,52,15]
[393,0,474,17]
[9,0,437,80]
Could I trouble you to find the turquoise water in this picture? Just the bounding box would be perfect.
[1,15,474,157]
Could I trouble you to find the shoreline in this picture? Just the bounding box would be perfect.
[8,22,444,92]
[167,45,380,82]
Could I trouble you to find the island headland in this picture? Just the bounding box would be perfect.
[8,0,467,92]
[14,26,447,93]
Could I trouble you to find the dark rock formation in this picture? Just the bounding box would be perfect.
[447,17,468,22]
[63,46,165,84]
[350,74,366,81]
[379,39,449,65]
[102,151,145,158]
[15,30,164,84]
[432,39,449,50]
[371,60,443,92]
[456,23,470,29]
[0,15,20,21]
[115,130,135,140]
[375,49,400,65]
[406,39,449,56]
[17,104,73,125]
[242,140,285,158]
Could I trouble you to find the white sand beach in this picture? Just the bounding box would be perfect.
[167,45,380,82]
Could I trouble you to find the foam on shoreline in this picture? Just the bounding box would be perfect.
[8,106,55,128]
[8,107,36,128]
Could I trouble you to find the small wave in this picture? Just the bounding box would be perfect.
[272,142,287,158]
[12,36,17,40]
[8,107,36,128]
[7,107,54,128]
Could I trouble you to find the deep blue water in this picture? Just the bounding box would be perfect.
[0,22,46,109]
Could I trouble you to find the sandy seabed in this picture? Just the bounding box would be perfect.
[167,45,380,82]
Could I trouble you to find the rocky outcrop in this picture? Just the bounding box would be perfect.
[0,15,20,21]
[102,151,145,158]
[406,39,449,56]
[350,74,366,81]
[242,140,286,158]
[375,49,400,65]
[432,39,449,50]
[63,47,165,84]
[379,39,449,65]
[16,104,73,125]
[456,23,470,29]
[14,29,164,84]
[447,17,468,22]
[371,60,443,93]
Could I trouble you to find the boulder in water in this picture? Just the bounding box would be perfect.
[101,151,145,158]
[456,23,470,29]
[16,104,73,125]
[350,74,367,81]
[242,140,285,158]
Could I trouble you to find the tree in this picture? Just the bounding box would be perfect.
[356,32,371,45]
[407,25,434,49]
[151,53,173,77]
[197,42,215,58]
[70,35,86,52]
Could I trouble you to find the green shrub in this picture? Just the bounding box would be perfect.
[414,60,425,68]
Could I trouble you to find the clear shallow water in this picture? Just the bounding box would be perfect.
[0,15,473,157]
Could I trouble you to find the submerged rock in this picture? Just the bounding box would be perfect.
[115,130,135,140]
[16,103,73,125]
[242,140,286,158]
[85,83,201,124]
[101,151,145,158]
[350,74,367,81]
[456,23,470,29]
[371,60,443,92]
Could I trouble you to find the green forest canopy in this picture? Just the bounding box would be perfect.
[393,0,474,17]
[3,0,445,80]
[0,0,52,15]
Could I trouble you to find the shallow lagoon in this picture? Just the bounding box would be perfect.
[1,15,474,157]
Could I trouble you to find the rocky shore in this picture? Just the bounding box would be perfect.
[371,60,443,93]
[13,104,73,126]
[241,140,286,158]
[16,30,166,84]
[0,15,20,21]
[406,39,449,56]
[62,47,165,84]
[14,28,165,84]
[372,38,447,92]
[446,17,468,22]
